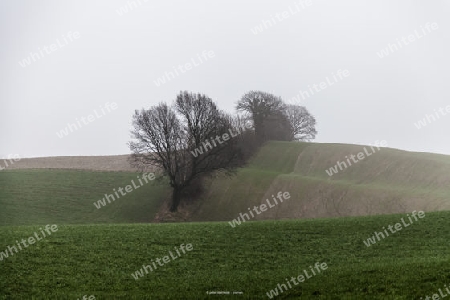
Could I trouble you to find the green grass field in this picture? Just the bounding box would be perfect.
[1,211,449,299]
[2,142,450,225]
[2,141,450,298]
[0,170,170,226]
[162,141,450,221]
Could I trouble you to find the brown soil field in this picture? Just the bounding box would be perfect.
[1,155,140,172]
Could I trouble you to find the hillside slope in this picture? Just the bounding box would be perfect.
[187,141,450,222]
[1,141,450,225]
[0,170,170,226]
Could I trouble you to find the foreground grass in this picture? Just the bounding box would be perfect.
[1,211,450,299]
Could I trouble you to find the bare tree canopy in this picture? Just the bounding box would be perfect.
[264,110,293,142]
[236,90,317,143]
[236,90,286,143]
[285,104,317,141]
[129,90,316,212]
[129,91,247,212]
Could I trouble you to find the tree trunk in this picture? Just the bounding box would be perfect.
[254,115,265,144]
[169,187,181,212]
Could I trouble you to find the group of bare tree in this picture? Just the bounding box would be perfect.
[129,90,316,212]
[236,90,317,144]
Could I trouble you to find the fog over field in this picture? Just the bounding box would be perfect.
[1,1,450,299]
[1,0,450,158]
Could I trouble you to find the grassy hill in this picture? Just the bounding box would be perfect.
[1,211,449,299]
[189,141,450,222]
[2,142,450,299]
[0,170,170,226]
[1,141,450,225]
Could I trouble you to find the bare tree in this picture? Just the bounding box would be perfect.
[284,104,317,141]
[236,91,285,143]
[264,110,293,141]
[229,114,258,162]
[129,91,245,212]
[236,91,317,143]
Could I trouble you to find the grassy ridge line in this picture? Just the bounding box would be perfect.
[2,141,450,225]
[1,211,449,299]
[190,142,450,222]
[293,142,450,188]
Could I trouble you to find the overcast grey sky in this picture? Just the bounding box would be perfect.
[1,0,449,158]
